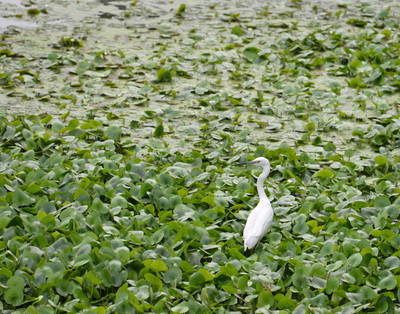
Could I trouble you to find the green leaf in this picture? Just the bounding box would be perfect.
[163,267,182,285]
[189,272,205,288]
[324,142,336,152]
[111,195,128,209]
[293,222,309,234]
[316,168,335,179]
[378,275,396,290]
[375,196,390,209]
[257,290,274,308]
[144,273,163,291]
[348,253,362,267]
[347,75,366,88]
[159,173,174,186]
[348,58,362,73]
[156,68,172,82]
[73,254,91,267]
[175,4,186,16]
[232,26,244,36]
[383,256,400,270]
[294,263,310,277]
[171,302,189,313]
[310,293,328,306]
[219,264,239,277]
[5,288,24,307]
[359,285,377,301]
[85,272,103,285]
[346,19,367,27]
[311,263,327,277]
[198,269,213,282]
[243,47,260,63]
[150,260,168,272]
[0,216,11,229]
[7,275,26,289]
[237,179,251,191]
[276,295,297,310]
[153,124,164,138]
[67,119,80,130]
[326,277,340,294]
[13,188,35,207]
[106,125,121,140]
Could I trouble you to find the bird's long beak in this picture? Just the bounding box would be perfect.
[237,160,257,165]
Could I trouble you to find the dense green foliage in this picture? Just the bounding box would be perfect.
[1,0,400,313]
[0,114,399,313]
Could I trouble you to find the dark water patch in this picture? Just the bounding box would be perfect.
[97,0,127,10]
[98,12,118,19]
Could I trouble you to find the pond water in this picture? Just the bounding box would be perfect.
[0,0,399,157]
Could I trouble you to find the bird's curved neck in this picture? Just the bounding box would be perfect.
[257,166,270,200]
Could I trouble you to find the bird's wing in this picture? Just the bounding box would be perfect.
[243,198,273,250]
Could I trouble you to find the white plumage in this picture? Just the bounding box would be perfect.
[238,157,274,251]
[243,197,273,250]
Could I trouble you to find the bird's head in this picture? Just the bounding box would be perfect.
[238,157,270,167]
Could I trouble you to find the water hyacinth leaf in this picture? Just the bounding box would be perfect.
[156,68,172,82]
[0,216,11,229]
[159,173,174,186]
[342,273,356,284]
[189,272,205,288]
[295,263,309,277]
[232,26,244,36]
[293,221,309,235]
[378,275,397,290]
[173,204,196,221]
[5,288,24,307]
[237,178,251,191]
[111,195,128,208]
[360,286,377,301]
[135,285,150,300]
[383,257,400,270]
[72,254,91,267]
[375,196,390,209]
[149,259,168,272]
[106,126,121,140]
[163,267,182,285]
[310,293,328,307]
[311,263,327,278]
[67,119,80,130]
[257,290,274,308]
[374,156,388,165]
[85,272,102,285]
[348,253,362,267]
[7,275,26,289]
[316,168,335,179]
[309,277,326,289]
[153,124,164,138]
[91,198,109,214]
[171,302,190,313]
[144,273,163,291]
[276,295,297,311]
[326,277,340,294]
[176,4,186,16]
[12,188,35,207]
[243,47,260,63]
[347,292,364,304]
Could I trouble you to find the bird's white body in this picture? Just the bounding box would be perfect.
[239,157,273,251]
[243,197,273,250]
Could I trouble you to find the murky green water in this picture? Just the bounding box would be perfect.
[1,0,399,157]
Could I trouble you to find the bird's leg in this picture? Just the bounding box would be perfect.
[244,247,256,257]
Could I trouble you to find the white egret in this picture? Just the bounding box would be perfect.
[238,157,273,251]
